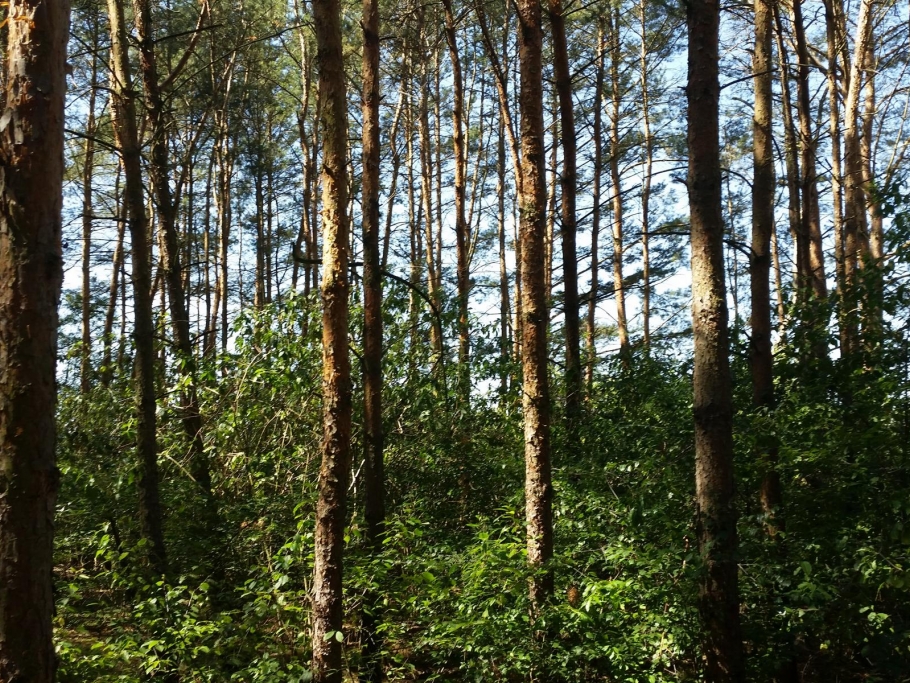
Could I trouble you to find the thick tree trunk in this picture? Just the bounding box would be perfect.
[548,0,581,426]
[608,8,628,353]
[0,0,69,678]
[360,0,384,676]
[108,0,167,574]
[310,0,352,677]
[516,0,553,611]
[686,0,745,676]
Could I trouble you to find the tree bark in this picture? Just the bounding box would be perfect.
[442,0,471,385]
[639,0,653,348]
[608,7,629,353]
[686,0,744,675]
[81,31,99,394]
[752,0,780,527]
[0,0,69,678]
[133,0,209,494]
[310,0,352,676]
[360,0,384,676]
[516,0,553,611]
[548,0,581,427]
[773,4,803,286]
[842,0,873,355]
[587,20,605,388]
[789,0,827,298]
[107,0,167,574]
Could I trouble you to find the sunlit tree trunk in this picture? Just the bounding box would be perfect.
[442,0,471,385]
[516,0,553,612]
[81,27,99,394]
[608,7,628,353]
[842,0,873,355]
[789,0,826,298]
[0,0,69,677]
[687,0,744,674]
[311,0,353,676]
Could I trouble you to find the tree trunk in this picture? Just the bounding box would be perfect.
[133,0,209,494]
[773,5,803,286]
[0,0,69,678]
[360,0,384,676]
[81,35,99,394]
[639,0,653,348]
[842,0,873,355]
[516,0,553,612]
[587,20,605,388]
[310,0,352,676]
[101,185,127,386]
[789,0,827,298]
[548,0,581,427]
[108,0,167,574]
[608,7,629,353]
[751,0,780,526]
[686,0,744,675]
[442,0,471,385]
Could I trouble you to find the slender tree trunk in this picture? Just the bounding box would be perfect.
[842,0,873,355]
[686,0,744,675]
[442,0,471,385]
[133,0,209,494]
[824,0,846,300]
[587,20,605,388]
[545,97,557,306]
[498,106,511,397]
[516,0,553,612]
[548,0,581,426]
[639,1,653,348]
[418,52,441,356]
[81,39,99,394]
[382,86,406,271]
[0,0,69,677]
[861,38,883,346]
[311,0,352,676]
[789,0,827,298]
[752,0,781,527]
[102,187,127,386]
[108,0,167,573]
[360,0,384,676]
[608,7,629,353]
[773,5,803,282]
